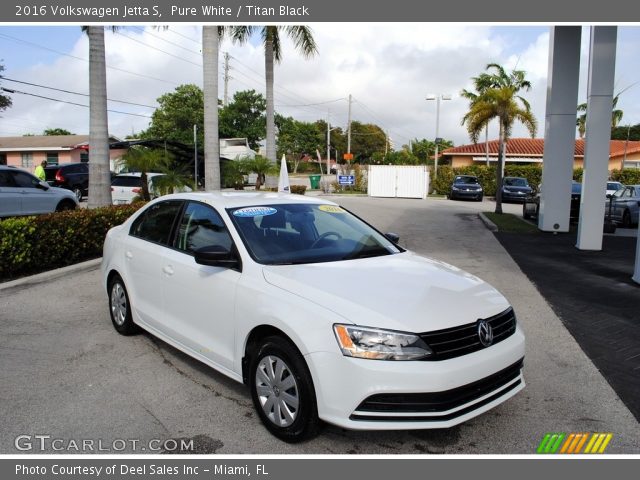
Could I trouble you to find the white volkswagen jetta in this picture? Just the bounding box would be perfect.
[102,192,525,442]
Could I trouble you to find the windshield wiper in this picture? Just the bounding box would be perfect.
[342,247,391,260]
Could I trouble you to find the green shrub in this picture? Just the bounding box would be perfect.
[290,185,307,195]
[0,204,140,281]
[610,169,640,185]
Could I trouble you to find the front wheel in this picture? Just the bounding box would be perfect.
[56,200,76,212]
[108,275,139,335]
[249,336,320,443]
[622,210,632,228]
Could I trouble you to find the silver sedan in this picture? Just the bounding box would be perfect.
[608,184,640,227]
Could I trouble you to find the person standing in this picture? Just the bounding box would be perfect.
[34,160,47,181]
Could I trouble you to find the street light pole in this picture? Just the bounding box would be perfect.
[193,124,198,189]
[426,93,451,178]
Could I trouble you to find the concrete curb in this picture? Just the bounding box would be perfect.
[0,257,102,291]
[478,212,499,232]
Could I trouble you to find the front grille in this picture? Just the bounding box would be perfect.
[419,307,516,361]
[350,358,523,421]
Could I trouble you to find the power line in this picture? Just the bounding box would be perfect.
[167,27,202,46]
[130,27,202,57]
[116,31,202,68]
[1,76,157,109]
[0,33,180,86]
[2,87,152,118]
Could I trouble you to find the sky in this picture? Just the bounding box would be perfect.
[1,25,640,149]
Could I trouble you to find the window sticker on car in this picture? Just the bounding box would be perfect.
[318,205,345,214]
[233,206,278,217]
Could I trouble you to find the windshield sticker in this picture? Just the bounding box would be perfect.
[318,205,345,214]
[233,206,278,217]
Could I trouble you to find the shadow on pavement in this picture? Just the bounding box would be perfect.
[495,230,640,422]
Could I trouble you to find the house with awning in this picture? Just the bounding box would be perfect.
[440,138,640,171]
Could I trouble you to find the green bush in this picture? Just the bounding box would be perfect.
[0,204,140,281]
[611,169,640,185]
[290,185,307,195]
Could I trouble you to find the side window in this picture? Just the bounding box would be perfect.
[0,170,16,187]
[12,171,40,188]
[130,201,183,245]
[622,188,632,198]
[174,202,233,254]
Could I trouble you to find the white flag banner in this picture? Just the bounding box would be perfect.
[278,154,290,193]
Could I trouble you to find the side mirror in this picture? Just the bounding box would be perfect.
[606,194,613,199]
[37,181,49,190]
[385,232,400,244]
[194,245,241,270]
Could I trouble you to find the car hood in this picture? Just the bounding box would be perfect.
[262,252,510,333]
[503,185,530,192]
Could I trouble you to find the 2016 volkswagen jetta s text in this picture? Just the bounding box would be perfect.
[101,192,525,442]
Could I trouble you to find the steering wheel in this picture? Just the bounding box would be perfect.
[310,231,342,249]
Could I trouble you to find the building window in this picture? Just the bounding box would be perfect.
[21,152,33,168]
[80,152,89,163]
[46,152,59,165]
[0,154,6,166]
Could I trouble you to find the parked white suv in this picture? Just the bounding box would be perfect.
[111,172,165,204]
[0,165,78,217]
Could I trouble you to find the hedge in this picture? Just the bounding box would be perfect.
[430,165,614,196]
[0,204,140,281]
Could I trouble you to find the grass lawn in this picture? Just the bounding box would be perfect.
[483,212,540,234]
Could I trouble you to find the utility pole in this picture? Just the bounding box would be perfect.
[347,94,352,155]
[326,110,331,176]
[385,130,389,156]
[223,52,231,107]
[193,124,198,189]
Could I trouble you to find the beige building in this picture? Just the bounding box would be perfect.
[0,135,127,173]
[441,138,640,171]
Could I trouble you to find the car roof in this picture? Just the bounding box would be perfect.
[154,191,338,209]
[44,162,86,168]
[114,172,164,177]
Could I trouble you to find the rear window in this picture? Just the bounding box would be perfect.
[112,176,142,187]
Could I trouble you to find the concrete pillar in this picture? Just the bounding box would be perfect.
[576,26,617,251]
[634,222,640,284]
[539,27,582,232]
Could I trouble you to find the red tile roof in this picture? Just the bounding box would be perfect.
[442,138,640,158]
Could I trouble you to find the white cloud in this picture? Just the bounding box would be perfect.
[2,25,640,149]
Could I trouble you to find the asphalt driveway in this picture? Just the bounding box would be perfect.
[0,196,638,454]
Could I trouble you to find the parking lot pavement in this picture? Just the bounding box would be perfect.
[1,196,638,454]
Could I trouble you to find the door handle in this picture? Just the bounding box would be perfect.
[125,251,133,260]
[162,265,174,276]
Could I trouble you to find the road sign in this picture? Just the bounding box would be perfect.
[338,175,355,186]
[343,153,354,161]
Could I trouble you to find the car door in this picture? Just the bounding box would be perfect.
[0,170,22,216]
[612,187,632,222]
[160,201,241,371]
[12,169,57,214]
[124,200,184,329]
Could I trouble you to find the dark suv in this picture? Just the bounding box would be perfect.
[44,162,88,201]
[449,175,483,201]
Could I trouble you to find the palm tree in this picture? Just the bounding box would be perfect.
[576,93,624,139]
[461,73,495,166]
[121,147,164,201]
[233,27,317,164]
[202,26,221,191]
[463,87,537,214]
[83,26,113,207]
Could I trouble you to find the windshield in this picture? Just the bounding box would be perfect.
[228,203,401,265]
[504,178,529,187]
[454,176,478,184]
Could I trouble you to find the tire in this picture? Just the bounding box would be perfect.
[249,336,320,443]
[73,187,83,202]
[108,275,139,335]
[477,195,483,202]
[523,203,531,220]
[56,199,76,212]
[622,210,632,228]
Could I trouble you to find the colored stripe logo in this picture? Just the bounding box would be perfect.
[537,433,613,454]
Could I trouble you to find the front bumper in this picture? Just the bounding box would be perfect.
[451,189,483,199]
[502,190,530,202]
[305,325,525,430]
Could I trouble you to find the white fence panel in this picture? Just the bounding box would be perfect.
[368,165,429,199]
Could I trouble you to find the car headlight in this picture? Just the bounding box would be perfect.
[478,186,483,191]
[452,186,459,191]
[333,324,432,360]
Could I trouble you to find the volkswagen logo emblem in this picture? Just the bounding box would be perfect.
[477,320,494,347]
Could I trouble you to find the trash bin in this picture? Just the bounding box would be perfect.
[309,174,321,189]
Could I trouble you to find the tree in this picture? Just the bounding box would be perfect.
[611,123,640,141]
[43,128,74,136]
[350,122,387,162]
[202,26,221,192]
[142,84,204,146]
[243,155,278,190]
[405,138,454,164]
[461,70,500,165]
[219,90,267,150]
[233,27,317,163]
[577,93,624,139]
[463,86,537,214]
[0,63,12,113]
[276,117,324,172]
[122,147,164,201]
[83,26,113,208]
